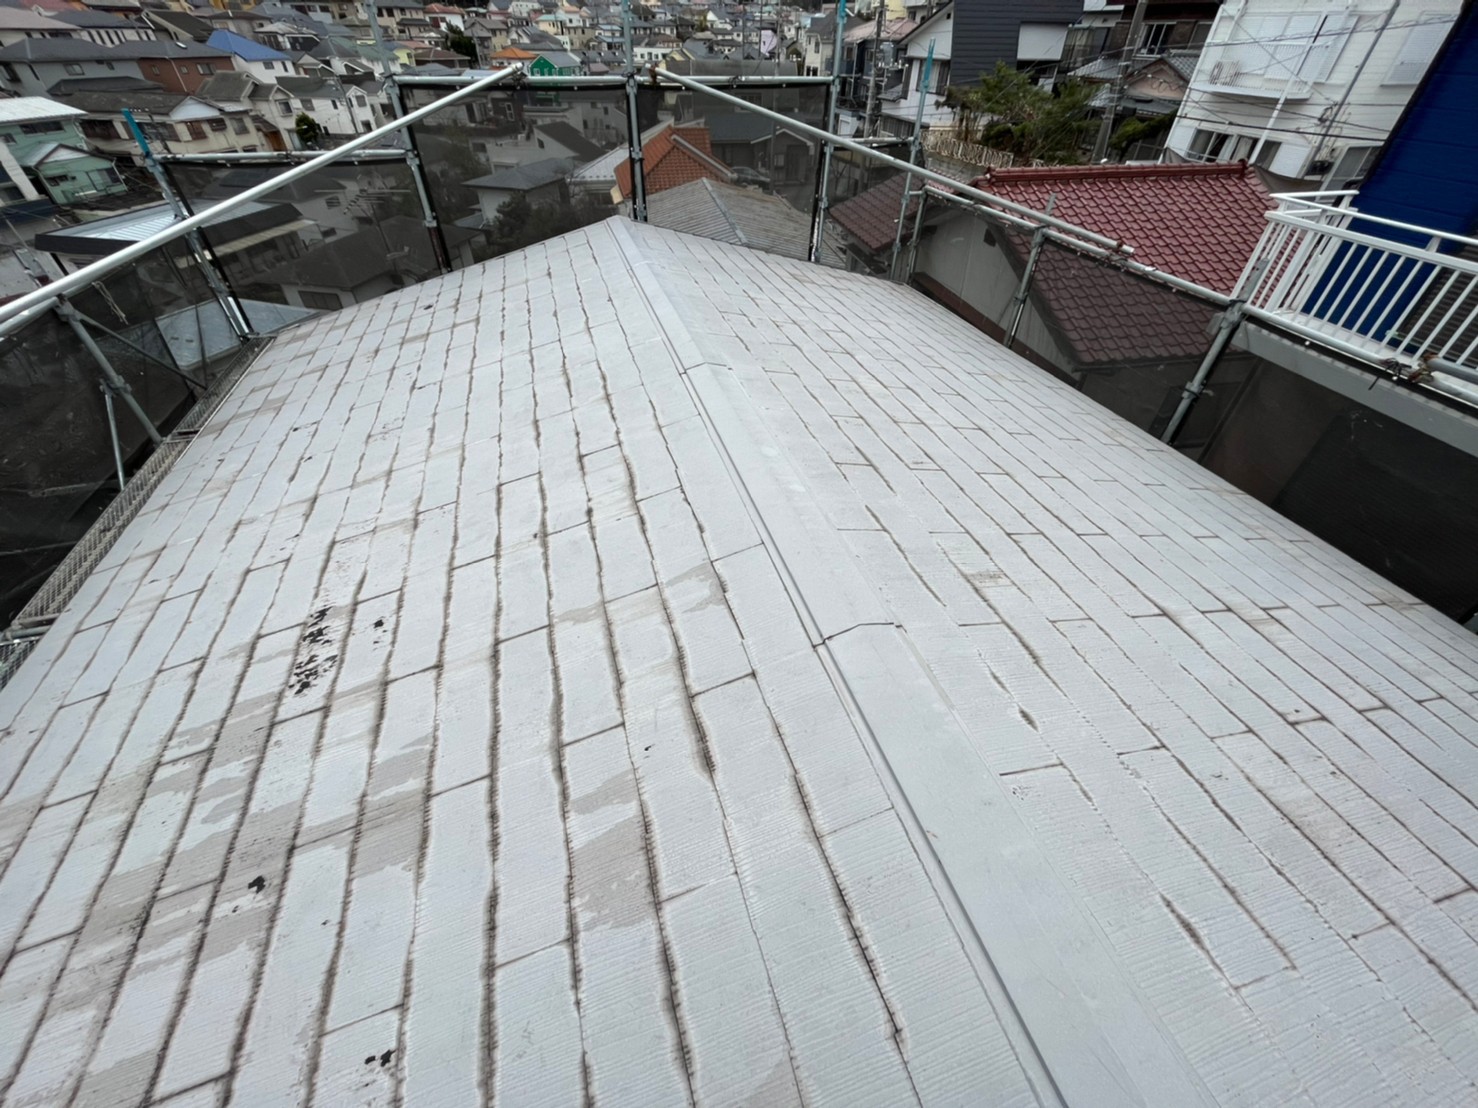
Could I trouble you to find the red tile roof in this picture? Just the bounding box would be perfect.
[970,162,1274,295]
[615,126,732,199]
[949,163,1275,367]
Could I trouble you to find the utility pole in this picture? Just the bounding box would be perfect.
[862,1,885,137]
[1091,0,1148,162]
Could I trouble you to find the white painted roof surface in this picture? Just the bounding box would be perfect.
[3,218,1478,1106]
[0,97,84,124]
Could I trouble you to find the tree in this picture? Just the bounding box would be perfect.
[944,63,1095,165]
[481,193,607,259]
[446,28,477,64]
[294,112,323,149]
[1110,113,1174,158]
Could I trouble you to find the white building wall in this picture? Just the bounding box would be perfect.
[1166,0,1462,180]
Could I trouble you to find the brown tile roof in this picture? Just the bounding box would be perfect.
[971,162,1274,295]
[614,125,731,199]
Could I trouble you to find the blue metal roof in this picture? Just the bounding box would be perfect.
[205,29,291,63]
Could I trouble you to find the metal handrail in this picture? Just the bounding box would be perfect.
[649,67,1135,255]
[156,148,411,164]
[1270,191,1478,252]
[395,72,834,86]
[0,63,521,338]
[1259,211,1478,277]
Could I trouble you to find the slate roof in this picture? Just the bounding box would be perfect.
[0,9,71,31]
[0,36,228,62]
[196,70,257,102]
[45,8,137,27]
[972,162,1274,294]
[535,119,604,161]
[614,124,731,198]
[274,75,337,96]
[206,29,291,62]
[49,86,193,115]
[464,155,576,192]
[645,176,842,264]
[706,110,812,145]
[6,217,1478,1106]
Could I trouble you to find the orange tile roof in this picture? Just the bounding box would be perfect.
[491,46,539,59]
[615,126,731,199]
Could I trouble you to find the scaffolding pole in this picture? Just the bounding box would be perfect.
[808,0,847,264]
[56,298,163,447]
[888,41,932,281]
[622,0,648,222]
[123,110,254,343]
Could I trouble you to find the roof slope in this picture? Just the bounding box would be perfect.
[614,124,730,198]
[3,219,1478,1107]
[464,155,576,192]
[972,162,1274,294]
[646,176,842,264]
[206,29,290,62]
[0,96,83,124]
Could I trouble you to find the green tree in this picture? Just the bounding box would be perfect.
[294,112,324,148]
[481,193,607,259]
[446,28,477,64]
[1110,113,1175,157]
[944,63,1095,164]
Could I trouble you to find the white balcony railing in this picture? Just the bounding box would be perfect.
[1237,192,1478,383]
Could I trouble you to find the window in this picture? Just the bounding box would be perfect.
[300,98,314,110]
[278,101,293,116]
[1385,17,1449,85]
[232,116,249,134]
[64,63,84,75]
[199,62,214,75]
[331,99,339,108]
[298,289,345,311]
[1187,128,1230,162]
[150,64,160,75]
[209,118,227,132]
[0,134,12,145]
[81,119,118,140]
[186,121,206,140]
[324,195,342,207]
[142,122,177,143]
[1138,22,1174,55]
[1329,144,1380,184]
[19,121,64,134]
[1253,139,1282,168]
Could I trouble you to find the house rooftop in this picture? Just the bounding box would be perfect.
[972,162,1275,294]
[464,154,576,192]
[205,28,292,62]
[646,175,841,264]
[31,197,298,254]
[3,219,1478,1105]
[614,124,730,198]
[0,96,84,124]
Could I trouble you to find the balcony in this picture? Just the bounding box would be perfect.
[1237,191,1478,404]
[2,67,1478,1108]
